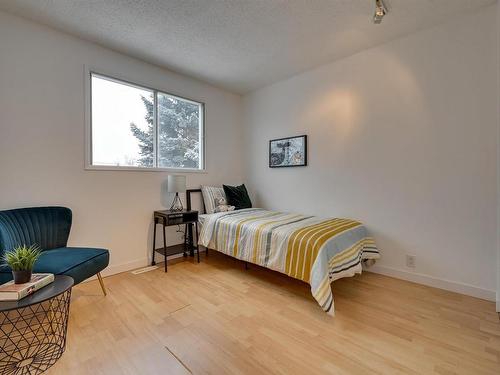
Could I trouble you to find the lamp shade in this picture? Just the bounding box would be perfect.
[167,175,186,193]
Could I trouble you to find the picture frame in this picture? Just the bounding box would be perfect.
[269,135,307,168]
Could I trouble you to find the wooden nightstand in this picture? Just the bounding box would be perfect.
[151,210,200,272]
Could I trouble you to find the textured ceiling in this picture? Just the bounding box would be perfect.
[0,0,495,93]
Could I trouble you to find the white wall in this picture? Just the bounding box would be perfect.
[0,11,244,275]
[243,5,498,300]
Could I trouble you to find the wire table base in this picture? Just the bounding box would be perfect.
[0,289,71,375]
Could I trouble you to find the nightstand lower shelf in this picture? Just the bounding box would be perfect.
[153,244,198,258]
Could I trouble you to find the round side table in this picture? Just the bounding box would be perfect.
[0,275,74,375]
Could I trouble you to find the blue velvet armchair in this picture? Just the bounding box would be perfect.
[0,206,109,294]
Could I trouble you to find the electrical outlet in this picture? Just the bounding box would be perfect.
[406,255,416,269]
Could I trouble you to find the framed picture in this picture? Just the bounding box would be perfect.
[269,135,307,168]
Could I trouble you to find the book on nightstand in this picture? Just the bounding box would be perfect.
[0,273,55,301]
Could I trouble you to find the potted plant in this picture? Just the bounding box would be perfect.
[2,244,41,284]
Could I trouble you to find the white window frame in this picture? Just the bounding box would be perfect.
[84,67,206,172]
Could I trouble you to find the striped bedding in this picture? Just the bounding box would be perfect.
[199,208,379,315]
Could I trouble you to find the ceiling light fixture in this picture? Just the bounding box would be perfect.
[373,0,387,24]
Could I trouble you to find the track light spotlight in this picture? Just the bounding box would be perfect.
[373,0,387,24]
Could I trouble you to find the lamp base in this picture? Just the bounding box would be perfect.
[169,193,184,212]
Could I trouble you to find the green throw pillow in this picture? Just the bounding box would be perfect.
[222,184,252,210]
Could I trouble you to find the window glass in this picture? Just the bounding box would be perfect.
[90,73,204,170]
[157,92,202,169]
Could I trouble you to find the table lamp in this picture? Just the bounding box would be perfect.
[167,175,186,211]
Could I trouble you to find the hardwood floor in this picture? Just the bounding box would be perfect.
[47,251,500,375]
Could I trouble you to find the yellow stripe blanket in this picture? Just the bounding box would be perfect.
[199,208,379,315]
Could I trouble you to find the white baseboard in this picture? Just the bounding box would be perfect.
[82,253,185,283]
[369,265,496,302]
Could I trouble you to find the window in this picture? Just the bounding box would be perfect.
[89,72,204,170]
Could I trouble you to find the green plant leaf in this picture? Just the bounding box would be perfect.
[2,244,41,271]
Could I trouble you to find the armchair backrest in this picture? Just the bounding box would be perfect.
[0,207,72,256]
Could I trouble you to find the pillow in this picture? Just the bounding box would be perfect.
[223,184,252,210]
[201,186,226,214]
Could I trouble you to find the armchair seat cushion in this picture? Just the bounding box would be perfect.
[0,272,11,285]
[0,247,109,285]
[33,247,109,284]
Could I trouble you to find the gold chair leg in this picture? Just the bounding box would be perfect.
[97,272,107,296]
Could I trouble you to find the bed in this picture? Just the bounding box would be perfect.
[187,189,380,315]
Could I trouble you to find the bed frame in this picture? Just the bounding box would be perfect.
[186,189,206,254]
[186,188,204,213]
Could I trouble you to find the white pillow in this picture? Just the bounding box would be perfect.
[201,186,226,214]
